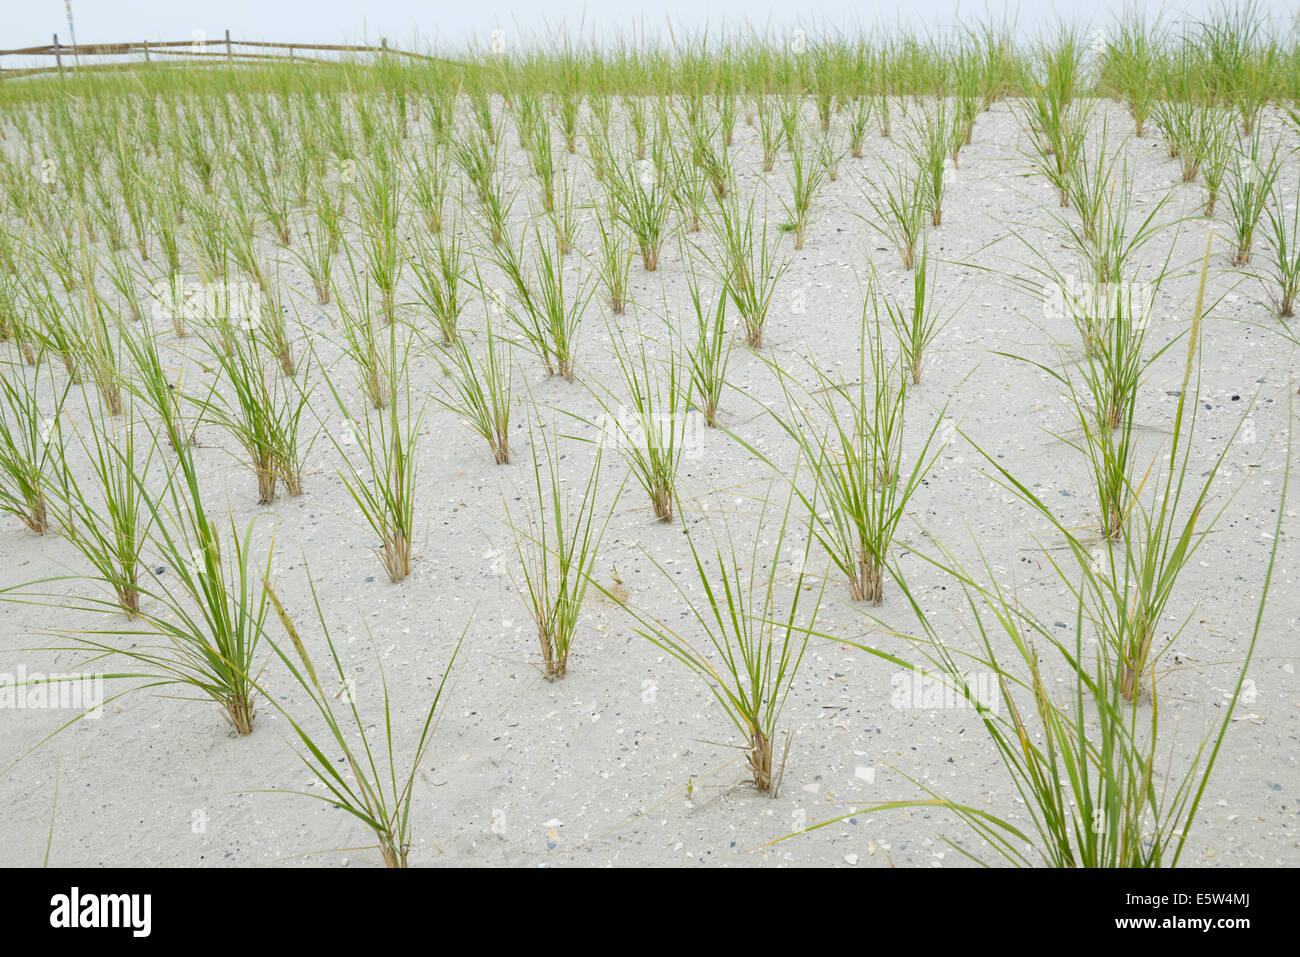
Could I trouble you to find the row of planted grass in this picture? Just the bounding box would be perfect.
[3,4,1299,114]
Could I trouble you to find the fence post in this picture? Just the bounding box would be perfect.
[142,40,150,64]
[53,34,63,78]
[225,29,232,64]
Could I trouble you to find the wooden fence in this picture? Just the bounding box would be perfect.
[0,32,447,79]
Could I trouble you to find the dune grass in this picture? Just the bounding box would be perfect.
[319,319,421,582]
[0,354,66,534]
[1224,127,1281,266]
[682,262,732,428]
[53,397,157,616]
[261,574,464,867]
[602,485,823,794]
[504,421,616,679]
[710,187,789,348]
[428,307,513,465]
[0,15,1294,869]
[762,302,943,603]
[597,316,691,523]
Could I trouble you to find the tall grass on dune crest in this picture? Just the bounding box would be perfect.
[1101,10,1161,137]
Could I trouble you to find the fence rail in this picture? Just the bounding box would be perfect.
[0,32,448,79]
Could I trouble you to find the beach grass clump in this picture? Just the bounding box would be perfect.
[682,263,732,428]
[199,320,311,505]
[781,126,828,248]
[428,308,512,465]
[608,489,822,794]
[599,318,691,523]
[911,99,952,227]
[320,320,420,583]
[591,199,633,315]
[408,222,467,344]
[607,136,672,271]
[355,147,403,322]
[490,228,591,381]
[860,149,927,270]
[0,354,66,534]
[710,187,789,348]
[879,240,953,385]
[262,575,463,867]
[1264,169,1300,317]
[1099,10,1162,136]
[335,260,397,410]
[53,399,156,616]
[1224,127,1281,266]
[51,439,274,735]
[766,304,942,603]
[506,423,615,680]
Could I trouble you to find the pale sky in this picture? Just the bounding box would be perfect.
[2,0,1294,57]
